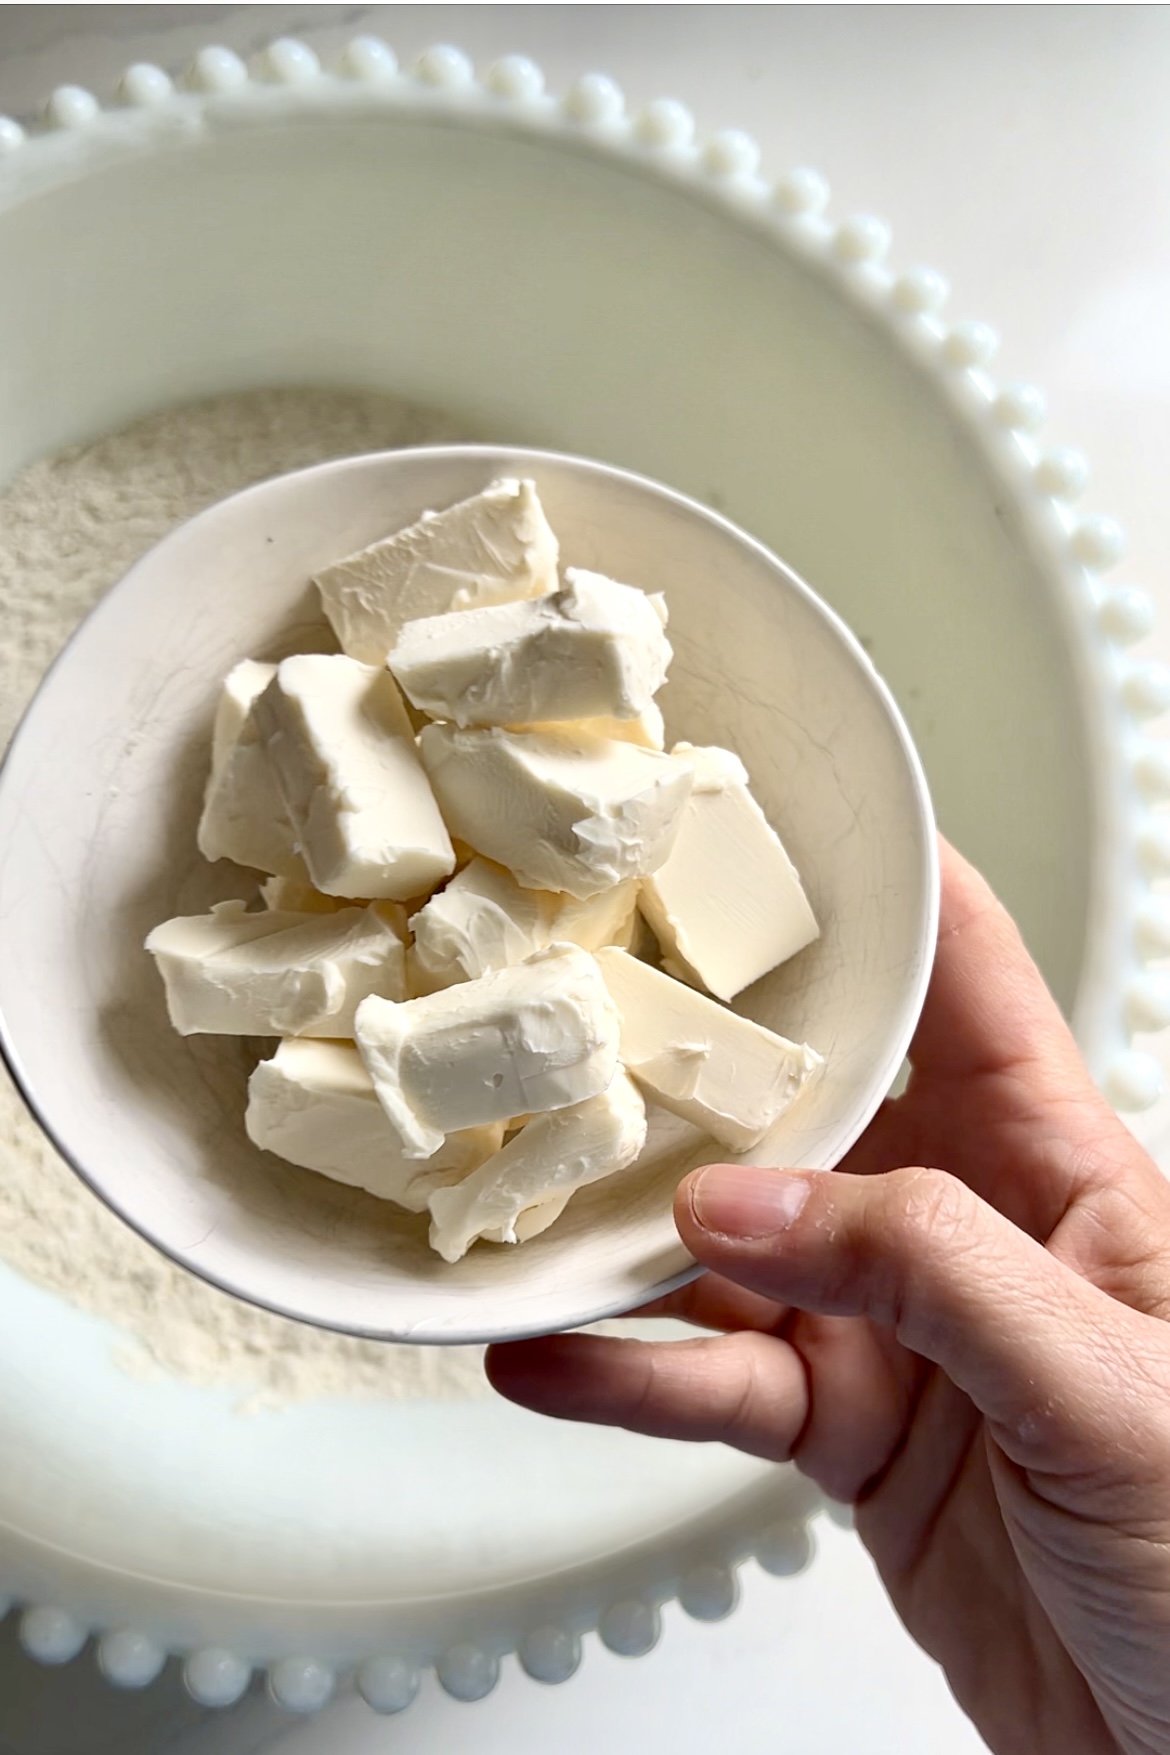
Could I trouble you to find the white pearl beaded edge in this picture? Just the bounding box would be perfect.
[0,32,1165,1713]
[0,1506,818,1708]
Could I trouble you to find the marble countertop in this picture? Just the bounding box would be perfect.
[1,6,1169,1752]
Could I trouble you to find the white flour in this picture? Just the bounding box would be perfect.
[0,387,504,1409]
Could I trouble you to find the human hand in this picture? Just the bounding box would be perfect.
[488,840,1170,1755]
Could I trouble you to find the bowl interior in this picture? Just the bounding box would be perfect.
[0,447,935,1341]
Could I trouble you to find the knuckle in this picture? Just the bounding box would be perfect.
[720,1333,767,1428]
[715,1331,803,1462]
[875,1165,972,1254]
[849,1168,977,1329]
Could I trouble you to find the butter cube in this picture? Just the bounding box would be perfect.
[428,1069,647,1262]
[254,654,454,900]
[639,744,819,1001]
[418,724,693,900]
[355,943,619,1158]
[246,1039,503,1209]
[388,569,671,729]
[261,874,352,914]
[146,899,408,1038]
[551,880,642,956]
[411,858,556,991]
[410,857,639,990]
[197,660,305,878]
[594,947,822,1150]
[530,701,667,751]
[314,478,558,664]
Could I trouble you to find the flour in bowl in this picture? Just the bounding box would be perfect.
[0,387,508,1408]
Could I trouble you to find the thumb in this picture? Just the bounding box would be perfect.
[679,1163,1140,1471]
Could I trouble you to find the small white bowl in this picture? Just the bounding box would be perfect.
[0,445,937,1343]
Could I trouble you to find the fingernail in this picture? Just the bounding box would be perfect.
[690,1166,812,1239]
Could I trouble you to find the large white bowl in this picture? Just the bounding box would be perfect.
[0,36,1164,1716]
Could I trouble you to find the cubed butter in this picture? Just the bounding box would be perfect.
[410,857,639,990]
[551,880,642,956]
[146,899,408,1038]
[314,478,558,664]
[639,743,819,1001]
[411,858,557,990]
[197,660,305,878]
[254,654,454,900]
[355,943,619,1157]
[523,701,666,751]
[594,947,822,1150]
[493,1188,573,1245]
[245,1038,503,1209]
[418,724,693,900]
[428,1068,647,1262]
[261,874,354,914]
[388,568,671,729]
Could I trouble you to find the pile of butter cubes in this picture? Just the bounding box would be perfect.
[147,480,822,1262]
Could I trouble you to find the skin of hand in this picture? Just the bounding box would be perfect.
[487,839,1170,1755]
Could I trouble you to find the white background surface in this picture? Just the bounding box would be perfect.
[2,6,1170,1752]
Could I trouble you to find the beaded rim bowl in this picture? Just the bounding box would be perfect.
[0,32,1165,1719]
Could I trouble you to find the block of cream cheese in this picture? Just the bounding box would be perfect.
[639,743,819,1001]
[530,701,667,751]
[552,880,641,956]
[261,874,351,915]
[418,724,694,900]
[488,1188,573,1245]
[427,1069,647,1262]
[411,857,639,990]
[254,654,454,900]
[146,899,408,1037]
[594,947,822,1150]
[314,478,559,664]
[388,569,671,729]
[411,858,556,991]
[197,660,305,878]
[245,1039,503,1209]
[355,943,619,1157]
